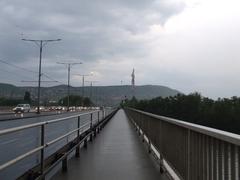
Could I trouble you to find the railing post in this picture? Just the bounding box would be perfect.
[159,153,165,173]
[84,138,88,148]
[97,111,100,133]
[94,128,97,137]
[90,113,93,128]
[90,113,93,142]
[138,126,141,136]
[99,110,104,131]
[75,116,80,158]
[215,139,219,180]
[187,129,191,180]
[40,124,45,177]
[148,139,151,154]
[103,109,105,119]
[234,145,239,180]
[62,156,68,172]
[98,111,100,123]
[220,141,225,180]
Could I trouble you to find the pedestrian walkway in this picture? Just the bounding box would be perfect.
[52,109,169,180]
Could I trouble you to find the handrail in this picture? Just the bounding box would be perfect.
[0,110,99,136]
[0,122,45,136]
[0,146,44,171]
[46,123,89,147]
[129,108,240,146]
[125,108,240,180]
[45,110,99,124]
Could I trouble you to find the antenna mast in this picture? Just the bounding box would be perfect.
[131,68,135,97]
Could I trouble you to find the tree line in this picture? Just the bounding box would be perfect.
[123,93,240,134]
[0,91,93,107]
[58,95,93,106]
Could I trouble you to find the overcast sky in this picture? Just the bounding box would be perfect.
[0,0,240,99]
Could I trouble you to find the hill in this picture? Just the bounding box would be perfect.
[0,83,180,106]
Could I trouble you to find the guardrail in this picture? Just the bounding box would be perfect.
[125,108,240,180]
[0,108,117,179]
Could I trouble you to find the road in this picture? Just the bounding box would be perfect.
[0,110,71,121]
[0,109,114,180]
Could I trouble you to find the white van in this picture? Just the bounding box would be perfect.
[13,104,31,113]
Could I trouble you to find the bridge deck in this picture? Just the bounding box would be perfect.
[52,109,168,180]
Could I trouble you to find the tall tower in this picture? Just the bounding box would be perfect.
[131,68,135,97]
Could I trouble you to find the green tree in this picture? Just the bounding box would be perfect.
[58,95,93,106]
[124,93,240,134]
[24,91,31,104]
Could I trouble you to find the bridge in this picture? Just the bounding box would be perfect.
[0,108,239,180]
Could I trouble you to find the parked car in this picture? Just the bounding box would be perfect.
[13,104,31,113]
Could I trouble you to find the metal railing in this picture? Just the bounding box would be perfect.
[0,109,116,179]
[125,108,240,180]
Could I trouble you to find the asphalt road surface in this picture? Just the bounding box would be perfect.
[0,110,71,121]
[0,109,114,180]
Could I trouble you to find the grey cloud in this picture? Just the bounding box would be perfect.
[0,0,185,86]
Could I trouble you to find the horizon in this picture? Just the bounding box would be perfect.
[0,82,175,88]
[2,81,240,100]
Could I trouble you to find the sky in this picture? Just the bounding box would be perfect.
[0,0,240,99]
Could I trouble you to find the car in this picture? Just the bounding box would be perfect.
[69,106,76,111]
[35,106,46,112]
[13,104,31,113]
[49,106,56,111]
[56,106,62,111]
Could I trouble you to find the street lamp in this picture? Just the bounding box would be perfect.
[22,38,61,114]
[75,72,93,99]
[57,62,82,111]
[85,80,98,105]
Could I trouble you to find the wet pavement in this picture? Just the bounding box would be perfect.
[52,109,169,180]
[0,110,105,180]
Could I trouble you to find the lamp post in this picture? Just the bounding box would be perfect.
[75,72,93,100]
[86,80,98,106]
[22,38,61,114]
[57,62,82,111]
